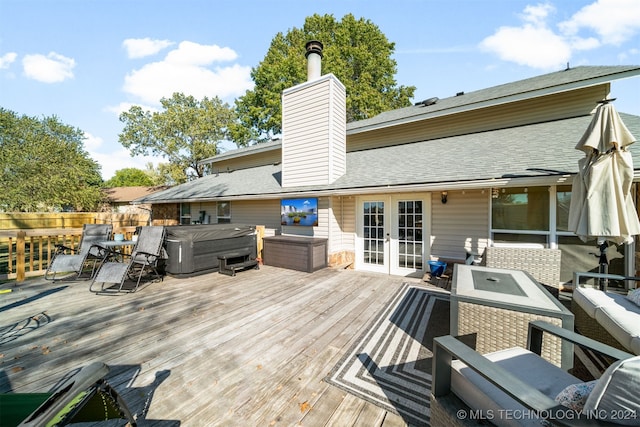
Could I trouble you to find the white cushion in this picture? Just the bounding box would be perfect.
[583,355,640,425]
[451,347,579,427]
[595,306,640,351]
[573,287,602,317]
[573,287,627,317]
[609,292,640,313]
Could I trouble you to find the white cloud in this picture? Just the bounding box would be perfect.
[481,0,640,70]
[520,3,555,26]
[164,41,238,65]
[84,131,162,180]
[104,102,160,117]
[83,131,104,152]
[22,52,75,83]
[617,47,639,61]
[122,41,252,105]
[481,4,571,70]
[123,37,174,59]
[559,0,640,46]
[0,52,17,69]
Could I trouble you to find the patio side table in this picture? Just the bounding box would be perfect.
[450,264,574,369]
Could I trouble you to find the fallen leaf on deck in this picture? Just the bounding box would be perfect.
[256,364,262,370]
[41,346,50,355]
[12,366,23,373]
[299,401,311,412]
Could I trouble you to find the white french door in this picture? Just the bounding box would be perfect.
[357,195,430,276]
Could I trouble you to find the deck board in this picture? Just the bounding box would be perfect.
[0,266,434,426]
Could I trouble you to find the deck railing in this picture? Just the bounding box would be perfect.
[0,227,139,282]
[1,225,268,283]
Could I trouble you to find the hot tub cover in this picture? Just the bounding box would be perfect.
[165,224,255,243]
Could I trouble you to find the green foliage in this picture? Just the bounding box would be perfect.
[119,93,235,181]
[234,13,416,141]
[0,108,104,212]
[104,168,155,187]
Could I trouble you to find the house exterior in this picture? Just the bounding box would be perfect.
[102,186,168,215]
[135,44,640,286]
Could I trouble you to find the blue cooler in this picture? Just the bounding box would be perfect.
[428,260,447,277]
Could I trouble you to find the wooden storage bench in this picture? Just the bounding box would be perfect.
[217,250,259,276]
[263,235,327,273]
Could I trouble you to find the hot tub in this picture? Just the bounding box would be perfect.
[164,224,257,277]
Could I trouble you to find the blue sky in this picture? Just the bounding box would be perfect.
[1,0,639,180]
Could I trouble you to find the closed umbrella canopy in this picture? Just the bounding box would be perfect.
[568,101,640,245]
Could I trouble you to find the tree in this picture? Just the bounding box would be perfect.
[119,93,235,182]
[104,168,155,187]
[233,13,416,143]
[0,108,104,212]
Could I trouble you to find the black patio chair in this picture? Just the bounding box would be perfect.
[44,224,113,281]
[90,226,166,294]
[0,362,136,426]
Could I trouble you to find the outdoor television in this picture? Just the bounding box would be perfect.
[281,198,318,226]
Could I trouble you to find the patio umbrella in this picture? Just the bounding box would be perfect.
[568,100,640,278]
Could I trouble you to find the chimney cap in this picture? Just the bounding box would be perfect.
[305,40,324,58]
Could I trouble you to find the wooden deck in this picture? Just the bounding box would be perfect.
[0,265,444,426]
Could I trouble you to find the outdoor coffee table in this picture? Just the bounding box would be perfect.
[450,264,574,369]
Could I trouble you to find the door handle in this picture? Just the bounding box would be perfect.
[385,233,390,242]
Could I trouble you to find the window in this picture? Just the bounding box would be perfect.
[217,202,231,223]
[397,200,423,269]
[492,186,549,231]
[556,185,572,232]
[491,184,636,283]
[180,203,191,225]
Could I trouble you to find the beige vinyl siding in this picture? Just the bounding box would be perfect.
[282,75,346,187]
[328,196,356,255]
[347,84,608,152]
[430,190,490,262]
[329,83,347,182]
[211,150,281,171]
[228,199,281,229]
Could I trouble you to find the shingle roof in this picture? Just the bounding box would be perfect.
[348,65,640,132]
[137,112,640,204]
[103,186,169,203]
[199,65,640,166]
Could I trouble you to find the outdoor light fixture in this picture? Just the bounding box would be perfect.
[441,191,448,204]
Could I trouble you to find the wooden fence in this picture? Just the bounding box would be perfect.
[0,212,151,230]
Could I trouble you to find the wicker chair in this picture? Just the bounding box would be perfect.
[481,246,563,290]
[431,321,636,427]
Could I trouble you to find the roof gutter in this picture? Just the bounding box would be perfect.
[136,174,576,204]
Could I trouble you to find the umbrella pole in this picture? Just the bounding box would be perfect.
[598,241,609,290]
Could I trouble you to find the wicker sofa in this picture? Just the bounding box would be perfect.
[572,272,640,355]
[431,321,638,427]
